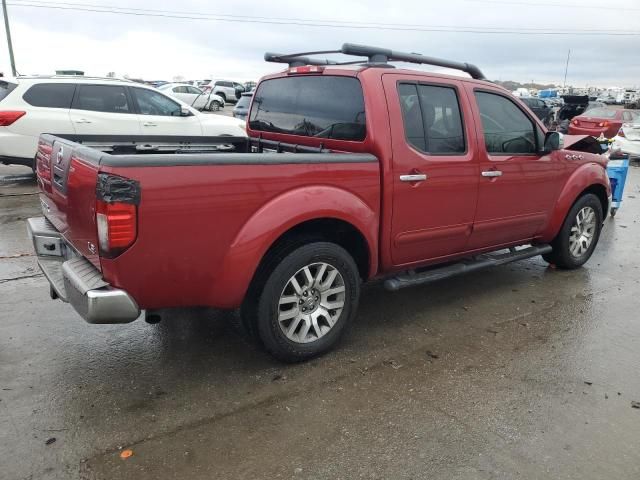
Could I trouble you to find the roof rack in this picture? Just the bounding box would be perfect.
[264,43,486,80]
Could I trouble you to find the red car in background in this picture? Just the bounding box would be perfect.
[568,107,639,138]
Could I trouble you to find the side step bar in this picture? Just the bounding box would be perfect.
[384,245,552,291]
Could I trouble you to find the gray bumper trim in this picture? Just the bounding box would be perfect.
[28,216,140,324]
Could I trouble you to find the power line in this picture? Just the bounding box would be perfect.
[7,1,640,36]
[471,0,640,12]
[6,0,638,32]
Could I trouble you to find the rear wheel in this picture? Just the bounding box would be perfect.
[243,242,360,362]
[208,100,222,112]
[542,193,603,269]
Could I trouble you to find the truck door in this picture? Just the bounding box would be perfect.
[382,74,479,266]
[466,88,562,249]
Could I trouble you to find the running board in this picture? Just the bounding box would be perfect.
[384,245,552,291]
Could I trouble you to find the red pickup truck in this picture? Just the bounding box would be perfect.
[28,44,611,362]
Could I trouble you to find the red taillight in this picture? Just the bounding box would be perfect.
[0,110,26,126]
[572,119,580,126]
[288,66,325,75]
[96,201,137,256]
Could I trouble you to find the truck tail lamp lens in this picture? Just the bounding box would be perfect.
[96,201,137,255]
[0,110,26,126]
[95,173,140,258]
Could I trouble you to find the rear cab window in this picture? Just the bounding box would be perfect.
[249,75,366,141]
[0,80,17,102]
[23,83,75,108]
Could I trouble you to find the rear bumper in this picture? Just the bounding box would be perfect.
[27,217,140,324]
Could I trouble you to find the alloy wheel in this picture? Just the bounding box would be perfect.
[277,262,346,344]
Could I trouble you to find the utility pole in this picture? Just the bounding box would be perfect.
[2,0,17,76]
[562,49,571,91]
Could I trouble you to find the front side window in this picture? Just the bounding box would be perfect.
[187,86,202,95]
[398,83,465,154]
[23,83,75,108]
[475,91,537,154]
[249,76,366,141]
[73,85,131,114]
[132,88,181,116]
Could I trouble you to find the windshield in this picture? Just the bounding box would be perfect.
[583,108,617,118]
[0,80,17,102]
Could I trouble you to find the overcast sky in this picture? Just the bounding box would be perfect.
[1,0,639,87]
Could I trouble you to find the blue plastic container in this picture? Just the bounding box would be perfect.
[606,156,629,216]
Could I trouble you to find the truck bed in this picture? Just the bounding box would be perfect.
[35,134,381,310]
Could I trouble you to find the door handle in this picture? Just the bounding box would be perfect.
[400,174,427,182]
[74,118,91,124]
[481,170,503,177]
[143,122,157,127]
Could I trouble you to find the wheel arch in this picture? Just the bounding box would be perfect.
[209,186,379,308]
[540,162,611,241]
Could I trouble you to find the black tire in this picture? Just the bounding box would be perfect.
[542,193,603,269]
[208,100,222,112]
[243,242,360,363]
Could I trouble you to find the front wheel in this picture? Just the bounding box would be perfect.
[543,193,603,269]
[245,242,360,362]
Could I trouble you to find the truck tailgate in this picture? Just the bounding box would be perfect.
[36,135,102,270]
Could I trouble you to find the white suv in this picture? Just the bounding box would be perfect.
[0,76,246,169]
[200,80,244,104]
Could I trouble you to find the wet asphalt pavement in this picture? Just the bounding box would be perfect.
[1,163,640,480]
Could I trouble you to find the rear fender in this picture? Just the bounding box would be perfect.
[539,162,610,241]
[210,186,378,308]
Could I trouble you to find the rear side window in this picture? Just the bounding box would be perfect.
[0,80,17,102]
[475,91,537,155]
[23,83,75,108]
[249,76,366,141]
[73,85,131,114]
[398,83,465,154]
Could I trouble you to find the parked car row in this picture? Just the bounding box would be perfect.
[157,83,225,111]
[0,76,246,168]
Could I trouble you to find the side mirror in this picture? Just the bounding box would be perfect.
[543,131,562,153]
[180,106,192,117]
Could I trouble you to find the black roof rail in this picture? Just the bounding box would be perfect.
[263,43,486,80]
[341,43,486,80]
